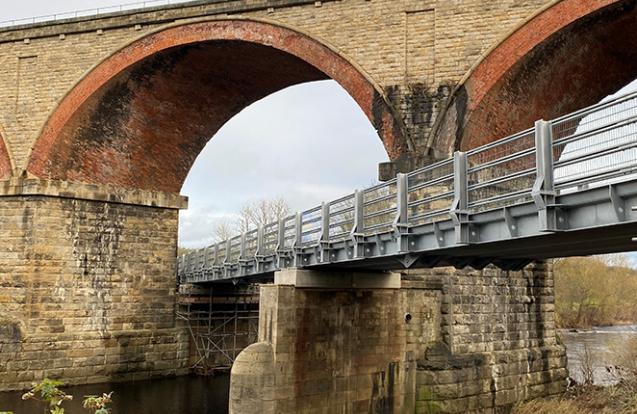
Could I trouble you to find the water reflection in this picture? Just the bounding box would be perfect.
[562,324,637,385]
[0,375,230,414]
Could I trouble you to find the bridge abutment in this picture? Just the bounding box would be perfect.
[230,264,567,414]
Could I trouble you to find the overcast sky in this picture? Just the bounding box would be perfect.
[4,2,637,265]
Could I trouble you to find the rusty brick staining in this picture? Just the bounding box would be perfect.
[0,0,633,413]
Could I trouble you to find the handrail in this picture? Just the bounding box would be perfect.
[0,0,198,29]
[179,89,637,283]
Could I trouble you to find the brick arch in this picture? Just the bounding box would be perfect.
[432,0,636,153]
[0,130,11,179]
[27,18,406,193]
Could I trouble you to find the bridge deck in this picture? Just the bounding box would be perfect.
[179,91,637,284]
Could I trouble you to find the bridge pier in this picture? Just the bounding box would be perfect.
[230,264,567,414]
[0,179,190,391]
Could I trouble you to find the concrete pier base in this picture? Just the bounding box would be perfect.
[230,268,439,413]
[230,264,567,414]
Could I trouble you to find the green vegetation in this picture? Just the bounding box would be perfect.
[82,393,113,414]
[21,379,73,414]
[554,255,637,328]
[16,379,112,414]
[513,376,637,413]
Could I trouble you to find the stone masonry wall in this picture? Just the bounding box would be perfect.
[0,195,188,391]
[230,273,442,413]
[0,0,552,175]
[230,264,566,414]
[411,262,567,413]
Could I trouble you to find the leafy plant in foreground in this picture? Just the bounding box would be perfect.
[21,378,73,414]
[82,392,113,414]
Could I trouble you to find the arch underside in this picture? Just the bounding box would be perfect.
[28,20,406,193]
[437,0,637,152]
[0,135,10,179]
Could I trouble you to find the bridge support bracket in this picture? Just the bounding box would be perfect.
[610,184,627,221]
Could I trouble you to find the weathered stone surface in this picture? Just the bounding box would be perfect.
[246,272,442,413]
[0,194,188,391]
[0,0,563,183]
[230,342,275,414]
[411,262,567,414]
[234,265,566,414]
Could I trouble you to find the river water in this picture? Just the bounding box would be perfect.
[1,326,635,413]
[561,324,637,385]
[0,375,230,414]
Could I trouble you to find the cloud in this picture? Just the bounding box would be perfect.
[179,80,389,246]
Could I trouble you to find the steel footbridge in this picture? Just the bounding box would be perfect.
[179,91,637,283]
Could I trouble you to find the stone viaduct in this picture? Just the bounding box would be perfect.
[0,0,635,412]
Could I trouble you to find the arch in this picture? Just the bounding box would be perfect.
[432,0,636,153]
[27,18,407,193]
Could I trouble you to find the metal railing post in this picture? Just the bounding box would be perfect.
[293,212,303,266]
[275,218,287,269]
[351,190,365,258]
[212,243,219,267]
[212,243,220,280]
[239,233,246,261]
[255,225,265,273]
[450,151,470,244]
[394,173,410,252]
[532,119,558,231]
[223,239,232,279]
[202,246,211,281]
[319,202,330,262]
[256,226,265,257]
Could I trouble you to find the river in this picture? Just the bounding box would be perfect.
[1,326,635,413]
[0,375,230,414]
[561,324,637,385]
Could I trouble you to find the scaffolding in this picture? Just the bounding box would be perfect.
[177,285,259,375]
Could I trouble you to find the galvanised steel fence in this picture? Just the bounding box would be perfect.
[180,90,637,283]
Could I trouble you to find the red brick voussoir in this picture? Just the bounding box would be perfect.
[28,18,406,193]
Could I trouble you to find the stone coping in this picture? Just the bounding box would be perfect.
[0,177,188,209]
[0,0,339,42]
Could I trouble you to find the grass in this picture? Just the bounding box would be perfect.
[513,383,637,414]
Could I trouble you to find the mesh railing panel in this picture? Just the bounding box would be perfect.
[300,207,322,246]
[262,222,279,255]
[329,195,355,239]
[553,93,637,191]
[407,160,454,225]
[467,129,536,212]
[363,181,397,234]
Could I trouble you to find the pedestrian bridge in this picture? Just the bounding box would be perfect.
[180,91,637,283]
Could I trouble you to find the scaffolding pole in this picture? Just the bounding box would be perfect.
[177,285,259,375]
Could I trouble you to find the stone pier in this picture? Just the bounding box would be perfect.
[0,180,190,391]
[230,263,567,414]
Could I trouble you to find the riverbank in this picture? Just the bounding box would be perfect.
[515,324,637,413]
[513,383,637,414]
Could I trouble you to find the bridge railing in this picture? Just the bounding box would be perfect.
[179,89,637,283]
[0,0,195,29]
[553,92,637,192]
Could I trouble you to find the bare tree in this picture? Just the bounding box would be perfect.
[237,197,291,233]
[578,342,595,386]
[210,197,292,242]
[213,219,235,242]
